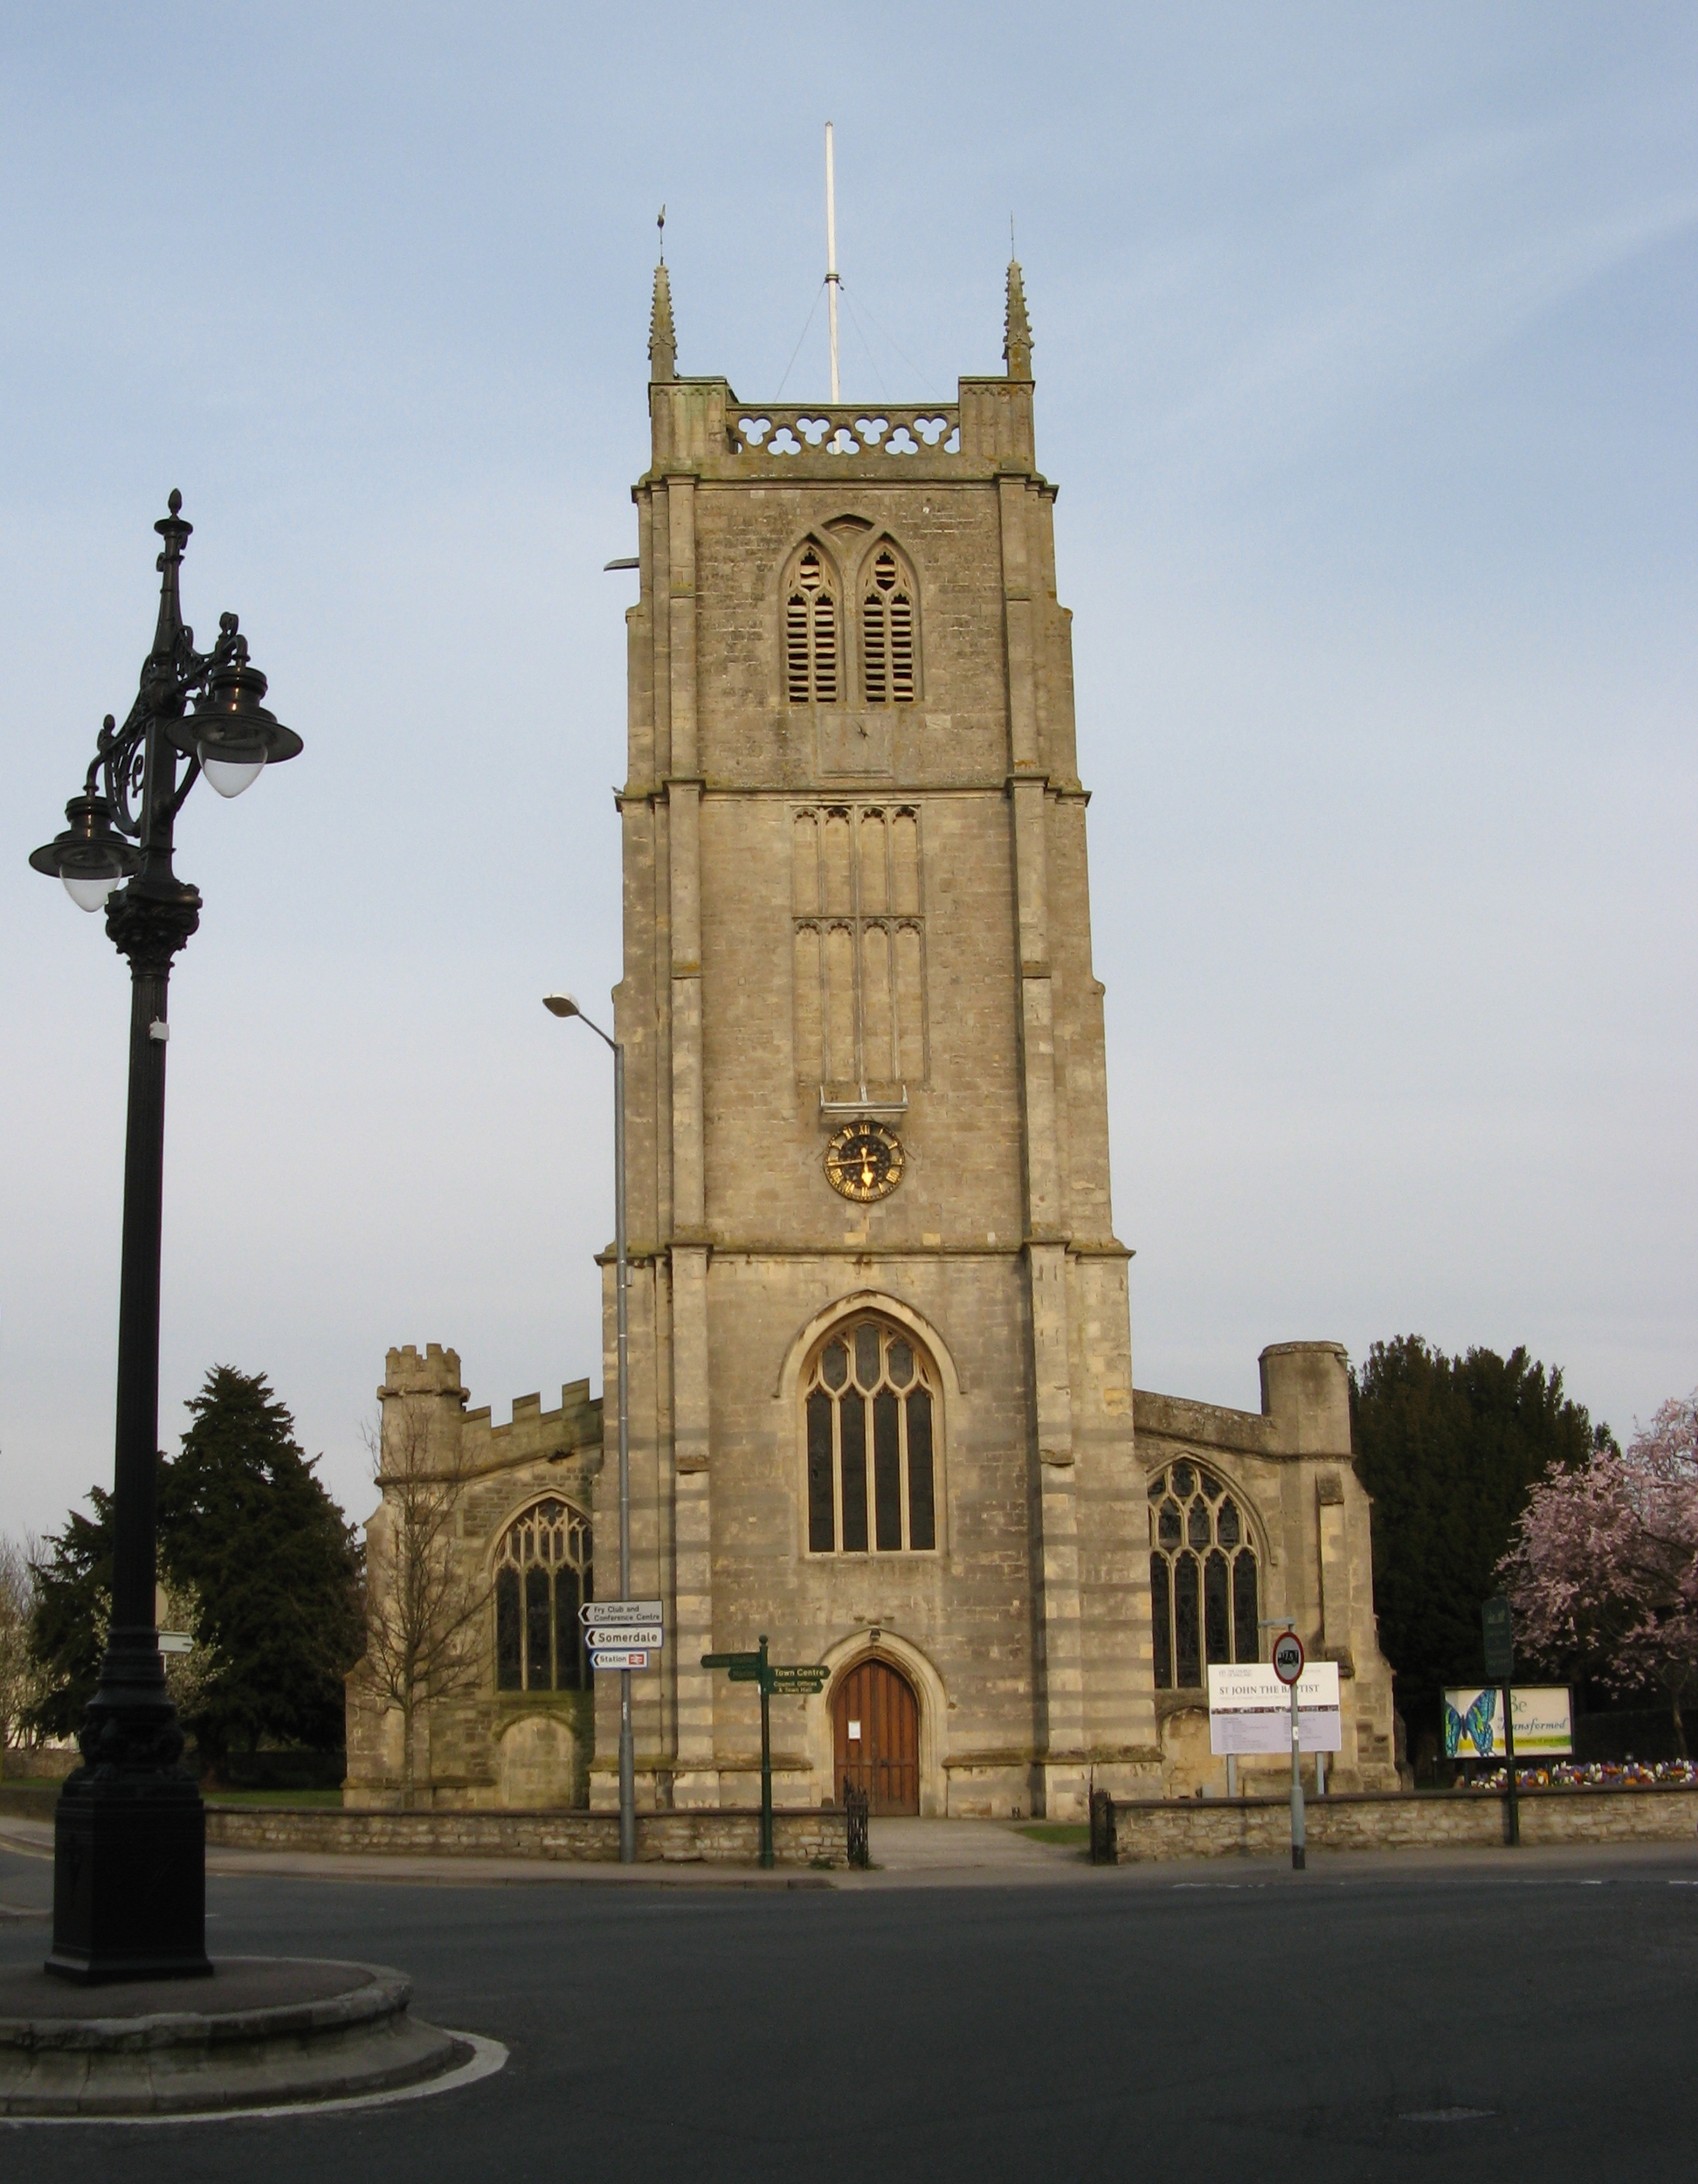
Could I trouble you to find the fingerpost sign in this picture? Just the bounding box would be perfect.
[701,1637,831,1868]
[1270,1628,1307,1870]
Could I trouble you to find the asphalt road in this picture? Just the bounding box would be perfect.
[2,1832,1693,2180]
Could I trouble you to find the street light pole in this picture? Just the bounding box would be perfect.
[29,495,300,1982]
[542,994,635,1864]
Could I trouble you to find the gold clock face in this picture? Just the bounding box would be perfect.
[825,1120,904,1203]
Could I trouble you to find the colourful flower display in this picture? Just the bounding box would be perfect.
[1456,1759,1698,1790]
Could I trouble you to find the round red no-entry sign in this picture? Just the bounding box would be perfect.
[1271,1631,1306,1685]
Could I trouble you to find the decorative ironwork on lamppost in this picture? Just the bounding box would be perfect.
[28,493,300,1983]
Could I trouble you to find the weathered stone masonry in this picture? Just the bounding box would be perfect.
[347,259,1400,1818]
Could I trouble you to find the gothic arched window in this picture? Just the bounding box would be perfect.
[805,1318,938,1555]
[860,545,916,705]
[1148,1461,1259,1689]
[494,1497,594,1693]
[784,543,840,706]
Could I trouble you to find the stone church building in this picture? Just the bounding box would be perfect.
[346,256,1398,1817]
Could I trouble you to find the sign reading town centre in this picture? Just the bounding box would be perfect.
[1207,1662,1343,1755]
[580,1599,665,1671]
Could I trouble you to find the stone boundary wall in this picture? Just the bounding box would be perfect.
[0,1751,76,1782]
[1105,1786,1698,1861]
[204,1804,848,1868]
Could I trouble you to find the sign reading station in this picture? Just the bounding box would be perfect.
[590,1648,651,1673]
[1207,1662,1343,1755]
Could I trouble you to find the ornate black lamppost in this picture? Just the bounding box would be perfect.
[29,494,300,1982]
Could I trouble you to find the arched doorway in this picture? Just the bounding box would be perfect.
[832,1657,920,1814]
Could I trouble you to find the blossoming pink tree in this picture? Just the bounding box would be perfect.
[1498,1393,1698,1757]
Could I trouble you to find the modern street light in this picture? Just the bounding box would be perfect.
[542,992,635,1864]
[29,494,300,1981]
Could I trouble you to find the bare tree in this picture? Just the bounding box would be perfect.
[353,1398,489,1807]
[0,1533,46,1771]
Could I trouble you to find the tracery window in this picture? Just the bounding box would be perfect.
[805,1319,938,1555]
[494,1497,594,1694]
[1148,1462,1259,1689]
[860,546,916,705]
[784,543,840,706]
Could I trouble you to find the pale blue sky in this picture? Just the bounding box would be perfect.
[3,4,1694,1539]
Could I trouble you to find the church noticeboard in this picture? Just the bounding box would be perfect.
[1444,1686,1572,1759]
[1207,1662,1342,1755]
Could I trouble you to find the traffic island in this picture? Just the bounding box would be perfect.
[0,1958,472,2118]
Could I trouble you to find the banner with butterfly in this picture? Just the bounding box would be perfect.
[1444,1686,1574,1759]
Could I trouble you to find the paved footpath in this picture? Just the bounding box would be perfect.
[7,1809,1692,1895]
[0,1812,1081,1890]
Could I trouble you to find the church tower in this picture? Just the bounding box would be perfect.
[600,253,1158,1818]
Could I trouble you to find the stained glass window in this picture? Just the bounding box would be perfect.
[1146,1461,1260,1689]
[804,1318,941,1555]
[494,1497,594,1693]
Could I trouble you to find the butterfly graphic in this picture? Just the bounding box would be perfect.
[1446,1689,1499,1757]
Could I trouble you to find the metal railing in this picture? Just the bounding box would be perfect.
[845,1781,871,1869]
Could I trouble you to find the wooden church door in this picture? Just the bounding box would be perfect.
[832,1658,920,1814]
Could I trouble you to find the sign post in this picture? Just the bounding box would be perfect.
[1270,1628,1307,1871]
[701,1638,829,1870]
[1482,1595,1519,1848]
[581,1598,664,1676]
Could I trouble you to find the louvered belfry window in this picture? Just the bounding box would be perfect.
[784,543,839,705]
[861,547,915,705]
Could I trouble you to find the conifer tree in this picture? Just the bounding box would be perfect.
[1351,1337,1606,1749]
[24,1491,115,1740]
[159,1367,364,1763]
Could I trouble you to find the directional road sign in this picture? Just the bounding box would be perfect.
[584,1624,663,1651]
[581,1600,664,1628]
[767,1668,829,1695]
[701,1649,762,1672]
[589,1648,651,1672]
[1271,1630,1306,1685]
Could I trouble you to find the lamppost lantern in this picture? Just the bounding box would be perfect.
[30,786,142,911]
[542,992,581,1019]
[168,617,301,798]
[27,493,301,1984]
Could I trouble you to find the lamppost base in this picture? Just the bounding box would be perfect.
[46,1775,211,1985]
[1,1959,480,2118]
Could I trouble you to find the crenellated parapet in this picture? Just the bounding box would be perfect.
[1134,1343,1398,1793]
